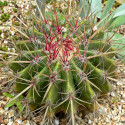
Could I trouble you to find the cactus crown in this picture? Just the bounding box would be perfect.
[6,1,122,124]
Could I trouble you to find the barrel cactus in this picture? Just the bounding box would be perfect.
[6,0,124,124]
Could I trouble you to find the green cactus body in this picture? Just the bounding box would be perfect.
[9,10,118,123]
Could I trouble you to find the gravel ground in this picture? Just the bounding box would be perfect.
[0,0,125,125]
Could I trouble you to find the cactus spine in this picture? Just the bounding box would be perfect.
[9,5,118,124]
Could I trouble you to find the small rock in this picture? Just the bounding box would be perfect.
[107,114,112,120]
[4,119,8,124]
[102,122,106,124]
[9,3,12,7]
[8,48,11,51]
[118,105,122,111]
[121,91,124,95]
[8,110,15,118]
[121,100,125,103]
[98,106,107,115]
[98,122,102,125]
[112,110,117,116]
[4,107,9,111]
[117,82,123,85]
[21,4,24,8]
[7,119,13,125]
[54,119,59,125]
[112,116,118,121]
[16,118,22,124]
[1,103,5,108]
[4,40,8,44]
[4,9,8,13]
[0,115,4,123]
[94,118,97,122]
[31,1,36,6]
[121,116,125,122]
[121,109,124,113]
[122,93,125,99]
[122,105,125,109]
[110,92,115,97]
[88,119,92,124]
[0,108,5,115]
[26,5,29,9]
[1,33,4,38]
[23,120,30,125]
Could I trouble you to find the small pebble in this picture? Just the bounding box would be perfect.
[1,33,4,38]
[4,119,8,124]
[110,92,115,97]
[23,120,30,125]
[0,108,5,115]
[121,116,125,122]
[16,118,22,124]
[118,105,122,111]
[122,105,125,109]
[4,40,8,44]
[8,110,14,118]
[122,93,125,99]
[54,119,59,125]
[0,115,4,123]
[88,119,92,124]
[9,3,12,7]
[21,4,24,8]
[1,103,5,108]
[7,119,13,125]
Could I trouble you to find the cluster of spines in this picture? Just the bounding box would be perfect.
[9,10,117,124]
